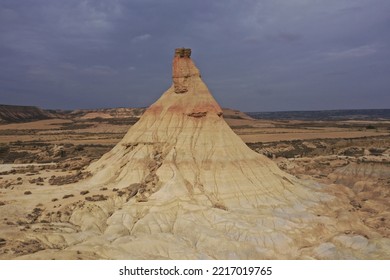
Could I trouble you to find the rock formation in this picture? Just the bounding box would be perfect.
[0,104,53,123]
[4,48,389,260]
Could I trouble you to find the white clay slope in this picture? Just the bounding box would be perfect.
[15,49,390,259]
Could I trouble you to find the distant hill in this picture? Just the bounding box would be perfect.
[0,104,53,123]
[70,107,146,119]
[2,104,388,124]
[222,108,253,120]
[0,105,253,123]
[247,109,390,121]
[68,107,252,120]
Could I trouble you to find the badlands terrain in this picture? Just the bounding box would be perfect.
[0,49,389,259]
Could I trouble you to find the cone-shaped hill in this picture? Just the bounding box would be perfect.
[87,48,311,209]
[9,48,390,259]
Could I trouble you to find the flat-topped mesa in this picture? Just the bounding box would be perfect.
[172,48,200,93]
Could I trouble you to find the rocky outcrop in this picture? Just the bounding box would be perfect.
[174,48,191,58]
[172,48,201,94]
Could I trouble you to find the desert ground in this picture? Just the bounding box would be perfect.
[0,108,389,259]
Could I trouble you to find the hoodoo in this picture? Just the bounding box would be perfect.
[14,49,390,259]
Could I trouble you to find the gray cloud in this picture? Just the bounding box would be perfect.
[326,45,378,59]
[131,34,152,43]
[82,65,117,76]
[0,0,389,111]
[266,32,303,43]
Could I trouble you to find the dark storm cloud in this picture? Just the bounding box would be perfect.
[0,0,389,111]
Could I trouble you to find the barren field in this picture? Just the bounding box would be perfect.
[0,113,389,259]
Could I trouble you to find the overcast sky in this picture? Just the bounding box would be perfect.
[0,0,389,111]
